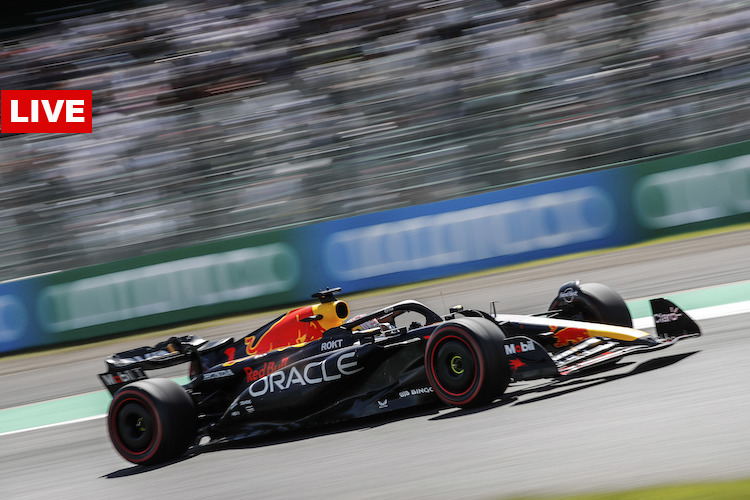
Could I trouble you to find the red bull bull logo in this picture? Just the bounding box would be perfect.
[222,299,349,366]
[552,327,590,348]
[243,306,322,356]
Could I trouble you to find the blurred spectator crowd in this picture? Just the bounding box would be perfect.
[1,0,750,282]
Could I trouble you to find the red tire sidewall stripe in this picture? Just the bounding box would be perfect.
[428,330,485,405]
[108,389,162,463]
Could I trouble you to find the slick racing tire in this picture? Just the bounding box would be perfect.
[549,282,632,328]
[425,318,511,408]
[108,378,197,465]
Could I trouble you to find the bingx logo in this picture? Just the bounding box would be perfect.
[1,90,92,133]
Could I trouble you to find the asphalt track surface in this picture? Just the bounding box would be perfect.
[2,228,750,499]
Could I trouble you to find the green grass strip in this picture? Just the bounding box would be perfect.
[509,478,750,499]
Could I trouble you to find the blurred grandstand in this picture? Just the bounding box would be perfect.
[1,0,749,282]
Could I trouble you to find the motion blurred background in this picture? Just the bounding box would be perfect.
[1,0,749,282]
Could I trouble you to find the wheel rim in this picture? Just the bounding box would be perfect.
[431,337,477,396]
[115,401,155,453]
[450,355,465,375]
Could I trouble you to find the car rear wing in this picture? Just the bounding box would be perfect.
[98,335,233,394]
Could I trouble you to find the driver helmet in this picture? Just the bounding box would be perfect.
[347,313,381,331]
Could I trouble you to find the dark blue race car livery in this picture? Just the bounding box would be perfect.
[99,281,700,465]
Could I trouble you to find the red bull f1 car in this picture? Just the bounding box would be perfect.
[98,281,701,465]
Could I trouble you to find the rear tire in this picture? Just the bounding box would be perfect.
[108,378,197,465]
[425,318,511,408]
[549,282,632,328]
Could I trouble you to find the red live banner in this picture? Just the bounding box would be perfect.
[1,90,93,133]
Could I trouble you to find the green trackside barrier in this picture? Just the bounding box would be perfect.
[1,140,749,354]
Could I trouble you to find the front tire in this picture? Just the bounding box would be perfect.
[549,282,632,328]
[425,318,511,408]
[108,378,197,465]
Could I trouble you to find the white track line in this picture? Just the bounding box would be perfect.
[0,414,106,437]
[632,300,750,330]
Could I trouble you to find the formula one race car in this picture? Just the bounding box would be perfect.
[99,281,700,465]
